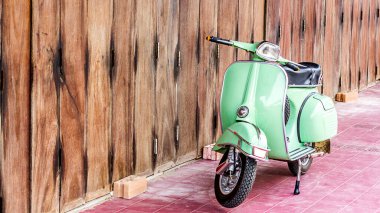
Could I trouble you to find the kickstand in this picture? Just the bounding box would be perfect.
[294,158,302,195]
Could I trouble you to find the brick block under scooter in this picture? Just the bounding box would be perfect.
[335,90,358,102]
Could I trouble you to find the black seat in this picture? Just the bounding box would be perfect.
[282,62,322,86]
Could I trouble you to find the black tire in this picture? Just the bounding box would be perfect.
[214,151,257,208]
[284,96,290,125]
[287,156,313,176]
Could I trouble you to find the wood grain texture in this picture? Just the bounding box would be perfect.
[313,0,325,64]
[322,0,341,97]
[85,0,113,201]
[133,0,156,174]
[1,0,31,212]
[279,0,293,59]
[0,0,3,209]
[31,0,60,212]
[302,0,316,62]
[216,0,237,139]
[350,0,361,90]
[339,0,352,92]
[155,0,178,170]
[198,0,218,157]
[237,0,254,60]
[60,0,86,211]
[359,0,369,90]
[291,0,303,62]
[367,0,377,84]
[177,0,199,163]
[265,0,281,44]
[111,0,135,182]
[252,0,265,42]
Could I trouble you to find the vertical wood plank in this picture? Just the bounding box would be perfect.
[252,0,265,42]
[155,0,178,170]
[1,0,31,212]
[85,0,113,201]
[291,0,303,62]
[60,0,86,210]
[350,0,361,90]
[0,0,3,209]
[279,0,293,59]
[302,0,317,62]
[216,0,237,138]
[31,0,60,212]
[134,0,156,173]
[237,0,254,60]
[198,0,218,156]
[339,0,352,92]
[322,0,341,97]
[111,0,135,182]
[359,0,369,90]
[367,0,377,84]
[177,0,199,163]
[265,0,280,44]
[313,0,325,64]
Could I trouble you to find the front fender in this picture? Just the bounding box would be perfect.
[213,122,269,161]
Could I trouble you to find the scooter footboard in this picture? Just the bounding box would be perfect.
[213,122,269,161]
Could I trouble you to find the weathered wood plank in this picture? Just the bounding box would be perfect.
[367,0,377,84]
[291,0,303,62]
[198,0,218,157]
[322,0,341,97]
[133,0,156,173]
[359,0,370,90]
[265,0,280,44]
[177,0,199,163]
[1,0,31,212]
[31,0,60,212]
[85,0,113,201]
[111,0,135,182]
[313,0,325,64]
[302,0,316,62]
[154,0,178,170]
[339,0,352,92]
[237,0,254,60]
[0,0,3,209]
[350,0,361,90]
[216,0,238,139]
[252,0,265,42]
[60,0,86,211]
[279,0,292,59]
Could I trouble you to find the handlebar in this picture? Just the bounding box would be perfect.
[206,36,233,46]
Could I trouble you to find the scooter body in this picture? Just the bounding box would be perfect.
[213,61,337,161]
[207,36,338,208]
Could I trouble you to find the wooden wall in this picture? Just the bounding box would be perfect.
[0,0,379,212]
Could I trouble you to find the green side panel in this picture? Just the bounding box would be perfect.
[286,88,318,152]
[299,94,338,142]
[219,61,289,160]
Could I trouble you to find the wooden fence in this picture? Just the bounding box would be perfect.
[0,0,379,212]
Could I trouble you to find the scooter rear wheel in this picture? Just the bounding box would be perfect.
[287,155,313,176]
[214,150,257,208]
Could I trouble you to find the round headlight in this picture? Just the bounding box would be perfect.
[237,106,249,118]
[256,42,280,61]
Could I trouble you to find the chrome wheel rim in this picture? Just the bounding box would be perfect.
[300,156,310,166]
[219,155,242,195]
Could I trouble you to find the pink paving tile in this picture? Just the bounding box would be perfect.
[83,83,380,212]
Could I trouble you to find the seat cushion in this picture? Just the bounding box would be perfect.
[282,62,322,86]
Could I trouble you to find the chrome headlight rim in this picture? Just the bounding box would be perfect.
[256,41,281,62]
[236,106,249,118]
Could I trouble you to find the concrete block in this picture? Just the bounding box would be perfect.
[113,176,147,199]
[336,90,358,102]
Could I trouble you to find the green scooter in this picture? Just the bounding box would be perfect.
[207,36,338,208]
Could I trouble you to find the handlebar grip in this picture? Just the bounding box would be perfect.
[206,36,233,46]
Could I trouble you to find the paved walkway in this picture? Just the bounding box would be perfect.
[83,83,380,213]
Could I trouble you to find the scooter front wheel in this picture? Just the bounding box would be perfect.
[214,150,257,208]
